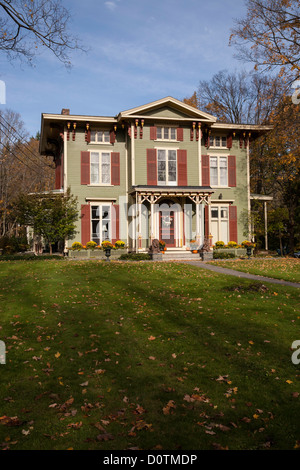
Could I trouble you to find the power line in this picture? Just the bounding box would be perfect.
[0,114,55,170]
[0,132,42,176]
[0,118,54,174]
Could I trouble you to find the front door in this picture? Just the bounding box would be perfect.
[159,208,175,247]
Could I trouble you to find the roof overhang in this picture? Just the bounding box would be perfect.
[118,96,217,124]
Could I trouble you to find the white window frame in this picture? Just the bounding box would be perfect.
[156,126,177,141]
[156,148,178,186]
[90,130,110,144]
[91,204,112,245]
[211,205,229,244]
[90,151,111,186]
[209,155,228,187]
[210,135,227,148]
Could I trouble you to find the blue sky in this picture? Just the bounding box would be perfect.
[0,0,248,137]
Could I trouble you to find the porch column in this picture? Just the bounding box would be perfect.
[150,195,155,243]
[195,195,201,245]
[138,193,142,251]
[208,197,212,248]
[264,201,268,251]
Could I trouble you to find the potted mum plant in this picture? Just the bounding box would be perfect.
[241,240,256,258]
[159,240,166,252]
[101,240,114,261]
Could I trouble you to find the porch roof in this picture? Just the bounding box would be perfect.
[130,186,214,202]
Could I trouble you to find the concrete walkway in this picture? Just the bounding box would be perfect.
[180,261,300,289]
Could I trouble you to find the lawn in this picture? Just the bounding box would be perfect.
[210,258,300,283]
[0,258,299,450]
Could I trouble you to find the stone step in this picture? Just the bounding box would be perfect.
[161,251,202,260]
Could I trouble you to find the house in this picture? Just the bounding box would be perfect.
[39,96,271,254]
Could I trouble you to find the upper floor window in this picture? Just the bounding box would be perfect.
[157,149,177,185]
[90,130,110,143]
[210,156,228,186]
[210,135,227,148]
[156,126,177,141]
[91,151,111,184]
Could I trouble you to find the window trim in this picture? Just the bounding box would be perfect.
[90,129,111,144]
[91,203,112,245]
[90,151,111,186]
[209,135,227,149]
[211,204,229,244]
[156,147,178,186]
[209,155,229,187]
[156,126,178,142]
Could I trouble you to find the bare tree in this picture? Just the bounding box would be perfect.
[0,0,84,66]
[0,108,55,236]
[197,69,286,124]
[230,0,300,81]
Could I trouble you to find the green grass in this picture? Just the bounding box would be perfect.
[0,259,299,450]
[209,258,300,283]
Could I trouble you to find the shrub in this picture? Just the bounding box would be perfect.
[213,252,235,259]
[119,253,151,261]
[0,235,29,254]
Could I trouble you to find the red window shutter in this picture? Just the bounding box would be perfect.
[202,155,210,186]
[55,157,61,190]
[227,134,232,149]
[177,150,187,186]
[110,129,116,144]
[85,129,91,143]
[81,204,90,245]
[111,152,120,186]
[81,151,90,185]
[177,127,184,141]
[228,155,236,187]
[204,205,209,239]
[147,149,157,185]
[229,205,238,243]
[150,126,157,140]
[111,204,120,244]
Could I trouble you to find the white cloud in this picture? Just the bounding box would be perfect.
[104,1,118,11]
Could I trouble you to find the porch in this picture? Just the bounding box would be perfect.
[129,186,214,253]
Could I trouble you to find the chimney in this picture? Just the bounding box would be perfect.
[61,108,70,115]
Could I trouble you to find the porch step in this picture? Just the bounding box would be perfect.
[161,251,202,261]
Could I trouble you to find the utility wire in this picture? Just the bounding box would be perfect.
[0,118,54,173]
[0,114,55,170]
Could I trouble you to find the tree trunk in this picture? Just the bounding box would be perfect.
[49,243,52,255]
[279,231,283,256]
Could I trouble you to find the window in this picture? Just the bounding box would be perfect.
[211,206,229,244]
[157,149,177,185]
[91,205,111,245]
[91,151,111,185]
[210,156,228,186]
[156,126,177,141]
[210,135,227,148]
[90,130,110,143]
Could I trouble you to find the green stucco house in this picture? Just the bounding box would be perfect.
[39,96,270,254]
